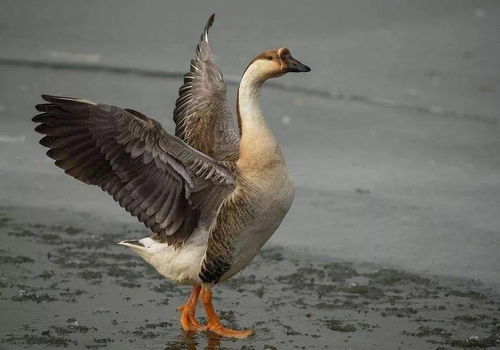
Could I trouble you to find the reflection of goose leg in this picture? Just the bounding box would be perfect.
[205,333,222,350]
[177,285,206,331]
[200,286,253,339]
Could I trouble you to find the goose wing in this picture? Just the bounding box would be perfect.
[33,95,235,246]
[173,14,240,161]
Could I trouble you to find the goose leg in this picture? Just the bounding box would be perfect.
[200,285,253,339]
[177,285,206,332]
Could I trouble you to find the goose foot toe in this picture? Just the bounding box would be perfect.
[206,324,254,339]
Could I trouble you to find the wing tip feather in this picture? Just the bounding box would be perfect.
[41,94,97,106]
[202,13,215,42]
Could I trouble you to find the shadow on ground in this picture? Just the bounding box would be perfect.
[0,206,498,349]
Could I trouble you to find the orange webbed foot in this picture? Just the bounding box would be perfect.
[179,307,207,332]
[206,324,253,339]
[200,285,254,339]
[178,286,206,332]
[181,317,207,332]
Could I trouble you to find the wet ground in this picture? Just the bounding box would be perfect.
[1,206,498,349]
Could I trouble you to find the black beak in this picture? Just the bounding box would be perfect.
[286,56,311,73]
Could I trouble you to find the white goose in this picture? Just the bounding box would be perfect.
[33,14,310,338]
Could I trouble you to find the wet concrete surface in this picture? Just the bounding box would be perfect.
[0,207,499,349]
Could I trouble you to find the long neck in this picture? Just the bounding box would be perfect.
[237,63,280,167]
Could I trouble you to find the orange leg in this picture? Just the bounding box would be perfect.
[200,285,253,339]
[177,285,206,332]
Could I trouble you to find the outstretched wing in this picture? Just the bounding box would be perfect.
[33,95,235,246]
[173,14,240,161]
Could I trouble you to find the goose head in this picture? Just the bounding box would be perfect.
[245,47,311,82]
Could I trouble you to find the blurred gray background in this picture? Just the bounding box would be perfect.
[1,0,499,288]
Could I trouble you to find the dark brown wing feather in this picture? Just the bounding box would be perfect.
[173,14,240,161]
[33,95,235,246]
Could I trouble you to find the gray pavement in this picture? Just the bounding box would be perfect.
[1,0,499,290]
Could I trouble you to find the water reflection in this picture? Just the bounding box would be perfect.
[164,331,222,350]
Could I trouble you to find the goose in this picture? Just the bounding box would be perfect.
[32,14,310,338]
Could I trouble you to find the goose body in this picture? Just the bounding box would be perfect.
[33,14,309,338]
[131,160,294,285]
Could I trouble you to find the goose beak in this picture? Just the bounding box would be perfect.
[285,56,311,73]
